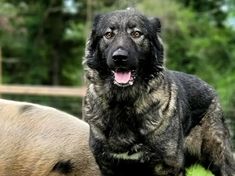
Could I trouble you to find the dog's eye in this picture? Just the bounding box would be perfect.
[131,31,142,39]
[104,32,114,39]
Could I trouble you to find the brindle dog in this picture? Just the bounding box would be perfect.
[83,9,235,176]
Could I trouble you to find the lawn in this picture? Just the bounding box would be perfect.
[186,164,214,176]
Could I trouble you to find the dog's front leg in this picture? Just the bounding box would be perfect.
[153,154,185,176]
[89,127,116,176]
[91,142,115,176]
[150,114,185,176]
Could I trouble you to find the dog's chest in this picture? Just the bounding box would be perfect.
[103,104,148,152]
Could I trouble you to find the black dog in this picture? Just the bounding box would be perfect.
[83,9,235,176]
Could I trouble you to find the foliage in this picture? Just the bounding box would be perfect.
[175,0,227,27]
[1,0,235,128]
[137,0,235,114]
[0,0,86,85]
[0,0,235,172]
[186,164,214,176]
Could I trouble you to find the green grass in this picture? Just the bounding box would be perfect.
[186,164,214,176]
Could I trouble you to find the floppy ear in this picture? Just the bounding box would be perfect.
[87,14,102,54]
[85,14,102,69]
[148,17,164,73]
[85,14,110,77]
[149,17,161,33]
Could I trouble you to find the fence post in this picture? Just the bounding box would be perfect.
[0,46,2,85]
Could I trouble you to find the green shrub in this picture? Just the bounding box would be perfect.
[186,164,214,176]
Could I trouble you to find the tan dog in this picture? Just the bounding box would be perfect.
[0,99,100,176]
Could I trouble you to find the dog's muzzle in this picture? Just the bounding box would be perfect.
[111,48,136,87]
[112,48,128,63]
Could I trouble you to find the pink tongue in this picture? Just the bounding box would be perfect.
[114,71,131,84]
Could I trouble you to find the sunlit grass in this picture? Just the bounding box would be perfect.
[186,164,214,176]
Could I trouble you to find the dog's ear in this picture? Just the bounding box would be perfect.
[148,17,164,73]
[86,14,102,58]
[89,14,103,48]
[84,14,104,70]
[92,14,102,30]
[149,17,161,33]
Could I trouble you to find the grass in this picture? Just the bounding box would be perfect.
[186,164,214,176]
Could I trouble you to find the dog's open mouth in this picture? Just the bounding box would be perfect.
[112,69,135,87]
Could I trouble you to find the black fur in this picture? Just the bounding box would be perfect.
[83,9,235,176]
[19,105,34,114]
[52,160,73,174]
[86,10,163,83]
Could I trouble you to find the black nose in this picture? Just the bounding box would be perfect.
[112,48,128,62]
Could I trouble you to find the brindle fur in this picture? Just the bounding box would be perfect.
[83,9,235,176]
[0,99,100,176]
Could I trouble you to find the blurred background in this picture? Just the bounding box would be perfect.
[0,0,235,142]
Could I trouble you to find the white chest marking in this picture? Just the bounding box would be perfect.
[110,151,143,160]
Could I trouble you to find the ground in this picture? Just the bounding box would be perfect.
[187,164,214,176]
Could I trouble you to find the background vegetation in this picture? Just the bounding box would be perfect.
[0,0,234,128]
[0,0,234,174]
[2,0,234,133]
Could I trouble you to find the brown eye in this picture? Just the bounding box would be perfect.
[131,31,142,38]
[104,32,114,39]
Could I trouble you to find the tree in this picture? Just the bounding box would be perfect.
[137,0,235,114]
[0,0,85,85]
[0,0,118,86]
[176,0,227,27]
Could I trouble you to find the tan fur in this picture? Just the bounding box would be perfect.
[0,99,100,176]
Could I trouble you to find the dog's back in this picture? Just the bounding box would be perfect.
[166,71,235,174]
[83,9,235,176]
[0,99,100,176]
[167,70,216,127]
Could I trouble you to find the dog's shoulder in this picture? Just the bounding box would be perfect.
[166,70,215,93]
[165,70,217,108]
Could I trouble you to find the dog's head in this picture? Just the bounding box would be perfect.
[85,9,164,87]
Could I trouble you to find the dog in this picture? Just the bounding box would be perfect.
[0,99,100,176]
[83,9,235,176]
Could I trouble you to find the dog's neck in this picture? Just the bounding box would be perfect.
[85,67,165,105]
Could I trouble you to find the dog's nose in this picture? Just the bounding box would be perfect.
[112,48,128,62]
